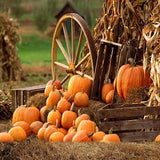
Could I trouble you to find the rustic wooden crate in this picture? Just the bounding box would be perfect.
[97,104,160,142]
[11,84,46,109]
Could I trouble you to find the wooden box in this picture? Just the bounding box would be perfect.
[11,84,46,109]
[97,104,160,142]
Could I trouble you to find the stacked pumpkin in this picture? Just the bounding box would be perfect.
[101,58,152,104]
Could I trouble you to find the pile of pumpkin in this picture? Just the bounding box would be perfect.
[1,59,160,143]
[0,74,120,143]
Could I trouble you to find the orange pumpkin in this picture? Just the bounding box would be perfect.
[63,131,77,142]
[47,109,61,127]
[12,105,40,125]
[37,122,52,140]
[72,130,93,142]
[105,89,114,104]
[74,89,89,107]
[0,132,13,142]
[46,88,61,107]
[13,121,31,136]
[57,96,72,114]
[30,121,43,135]
[75,114,90,128]
[116,58,151,99]
[40,106,47,122]
[8,126,27,141]
[61,104,77,129]
[49,131,64,142]
[44,124,57,141]
[77,120,96,134]
[92,131,106,142]
[102,133,120,142]
[101,83,114,102]
[155,135,160,142]
[68,74,92,98]
[44,79,62,97]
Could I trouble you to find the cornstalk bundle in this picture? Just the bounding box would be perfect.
[0,11,23,81]
[143,1,160,106]
[92,0,160,105]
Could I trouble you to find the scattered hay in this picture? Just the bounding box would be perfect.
[0,135,160,160]
[26,93,47,110]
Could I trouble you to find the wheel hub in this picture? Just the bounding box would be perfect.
[66,62,76,76]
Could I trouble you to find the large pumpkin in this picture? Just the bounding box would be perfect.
[12,105,40,125]
[116,59,152,99]
[68,74,92,97]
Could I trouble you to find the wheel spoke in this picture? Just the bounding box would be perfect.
[61,74,70,85]
[75,70,93,80]
[74,29,83,65]
[75,53,90,69]
[56,38,71,64]
[71,19,75,62]
[62,22,72,58]
[54,61,69,70]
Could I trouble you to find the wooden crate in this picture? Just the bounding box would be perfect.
[97,104,160,142]
[11,84,46,109]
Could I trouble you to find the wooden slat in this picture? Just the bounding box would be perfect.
[99,119,160,132]
[91,43,105,99]
[98,106,160,119]
[119,131,160,142]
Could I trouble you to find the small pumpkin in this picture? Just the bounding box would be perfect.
[40,106,47,122]
[0,132,13,142]
[13,121,31,136]
[44,79,62,97]
[155,134,160,142]
[37,122,52,140]
[49,131,64,142]
[47,108,61,127]
[102,133,120,142]
[61,103,77,129]
[74,89,89,107]
[77,120,96,134]
[44,124,57,141]
[30,121,43,135]
[12,105,40,125]
[57,95,72,114]
[105,89,114,104]
[46,87,61,107]
[72,130,93,142]
[75,114,90,128]
[68,74,92,97]
[101,83,114,102]
[63,131,77,142]
[8,126,27,141]
[92,131,106,142]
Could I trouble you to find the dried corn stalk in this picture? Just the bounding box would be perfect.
[93,0,157,52]
[143,1,160,106]
[0,11,23,81]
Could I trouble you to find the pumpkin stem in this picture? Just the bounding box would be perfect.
[67,95,73,102]
[78,109,81,116]
[81,72,85,77]
[44,122,52,128]
[59,90,64,97]
[82,88,84,94]
[70,102,74,111]
[128,58,136,67]
[51,79,55,85]
[52,84,55,92]
[104,78,111,84]
[88,132,94,137]
[108,127,113,134]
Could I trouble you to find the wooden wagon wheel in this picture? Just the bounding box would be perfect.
[51,13,97,85]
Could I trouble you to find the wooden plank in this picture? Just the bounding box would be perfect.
[98,106,160,119]
[99,119,160,132]
[119,131,160,142]
[91,43,105,99]
[99,44,112,99]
